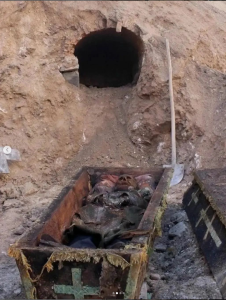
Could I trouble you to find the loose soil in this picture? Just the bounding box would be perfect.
[1,1,226,299]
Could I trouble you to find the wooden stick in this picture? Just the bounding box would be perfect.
[166,39,176,166]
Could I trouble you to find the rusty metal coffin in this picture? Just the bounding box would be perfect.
[9,167,172,299]
[183,168,226,299]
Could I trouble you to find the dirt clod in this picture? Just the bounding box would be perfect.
[168,221,187,238]
[22,182,38,196]
[149,273,161,281]
[13,226,25,236]
[3,199,22,211]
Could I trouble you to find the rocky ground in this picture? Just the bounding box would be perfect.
[146,181,222,299]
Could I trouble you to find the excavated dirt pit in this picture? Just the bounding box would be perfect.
[1,1,226,299]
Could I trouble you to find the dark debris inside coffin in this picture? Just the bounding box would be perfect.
[39,174,157,250]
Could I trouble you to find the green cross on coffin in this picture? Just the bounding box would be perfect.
[54,268,99,299]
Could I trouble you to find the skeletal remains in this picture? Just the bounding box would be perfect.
[39,173,156,250]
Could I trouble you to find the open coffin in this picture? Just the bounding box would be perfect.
[9,167,172,299]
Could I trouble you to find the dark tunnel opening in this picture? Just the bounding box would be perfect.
[74,28,144,88]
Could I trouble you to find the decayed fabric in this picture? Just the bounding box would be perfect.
[89,174,119,194]
[40,174,155,249]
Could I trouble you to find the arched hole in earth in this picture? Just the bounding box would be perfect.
[74,28,144,88]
